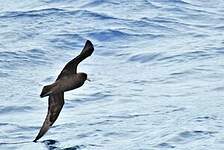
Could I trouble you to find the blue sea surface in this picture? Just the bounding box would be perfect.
[0,0,223,149]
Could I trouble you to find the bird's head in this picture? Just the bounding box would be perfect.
[78,72,91,82]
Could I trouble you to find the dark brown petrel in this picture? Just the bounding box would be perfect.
[33,40,94,142]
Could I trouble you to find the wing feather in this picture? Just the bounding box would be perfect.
[33,92,64,142]
[57,40,94,80]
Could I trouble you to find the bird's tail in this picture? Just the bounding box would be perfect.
[40,84,56,98]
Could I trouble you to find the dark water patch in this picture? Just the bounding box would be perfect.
[18,30,40,40]
[0,8,65,19]
[0,123,9,126]
[42,76,55,83]
[63,145,86,150]
[0,122,37,132]
[158,105,187,114]
[168,70,196,80]
[182,6,218,16]
[49,33,85,49]
[0,72,9,77]
[0,106,32,114]
[103,131,125,137]
[0,11,41,18]
[144,16,192,30]
[53,122,80,129]
[153,0,191,5]
[147,16,211,33]
[169,130,217,143]
[214,25,224,30]
[42,139,58,145]
[115,52,131,58]
[180,131,216,138]
[88,119,113,126]
[143,0,162,8]
[76,130,99,139]
[158,51,213,64]
[76,133,92,139]
[88,143,103,148]
[170,71,188,76]
[53,33,84,41]
[42,0,74,3]
[182,51,211,59]
[41,139,59,150]
[0,30,39,42]
[107,113,150,119]
[146,16,179,24]
[83,0,160,9]
[69,10,117,20]
[82,0,119,8]
[25,48,48,60]
[88,29,162,42]
[28,48,46,55]
[0,141,31,145]
[192,33,208,38]
[0,8,117,22]
[127,18,177,33]
[212,86,224,92]
[156,142,175,148]
[163,6,215,22]
[41,139,86,150]
[194,67,213,72]
[80,92,112,102]
[88,29,129,41]
[194,116,217,122]
[163,6,188,15]
[161,107,186,114]
[211,47,224,55]
[0,49,50,69]
[169,107,186,113]
[128,53,162,63]
[128,79,151,85]
[97,49,117,56]
[65,92,113,108]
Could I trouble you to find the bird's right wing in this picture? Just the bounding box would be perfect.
[57,40,94,80]
[33,92,64,142]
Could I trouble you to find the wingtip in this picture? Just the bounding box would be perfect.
[33,135,40,142]
[33,134,42,142]
[85,40,94,49]
[86,39,92,44]
[81,40,94,56]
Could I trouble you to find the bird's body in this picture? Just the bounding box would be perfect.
[33,40,94,142]
[40,73,87,97]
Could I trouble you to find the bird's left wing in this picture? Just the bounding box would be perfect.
[56,40,94,80]
[33,92,64,142]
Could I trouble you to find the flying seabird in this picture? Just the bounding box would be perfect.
[33,40,94,142]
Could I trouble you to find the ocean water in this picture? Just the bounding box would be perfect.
[0,0,223,149]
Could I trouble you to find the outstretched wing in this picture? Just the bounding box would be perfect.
[33,92,64,142]
[57,40,94,80]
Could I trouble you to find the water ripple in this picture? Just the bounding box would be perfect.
[158,51,214,64]
[0,8,65,18]
[128,52,162,63]
[82,0,120,8]
[168,130,217,144]
[0,106,32,114]
[0,49,49,69]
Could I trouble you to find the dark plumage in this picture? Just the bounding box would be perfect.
[33,40,94,142]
